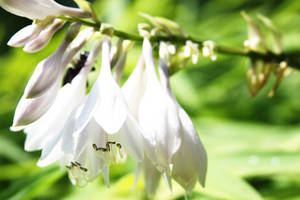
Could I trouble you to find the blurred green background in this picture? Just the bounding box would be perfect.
[1,0,300,199]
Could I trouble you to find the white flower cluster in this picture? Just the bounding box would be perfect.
[2,0,207,195]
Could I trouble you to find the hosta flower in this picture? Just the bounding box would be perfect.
[123,37,207,194]
[0,0,91,20]
[23,19,65,53]
[23,23,81,99]
[36,40,103,166]
[37,36,144,186]
[7,18,53,47]
[138,37,182,190]
[158,59,207,192]
[11,25,93,130]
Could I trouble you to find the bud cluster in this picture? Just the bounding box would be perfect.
[242,12,292,97]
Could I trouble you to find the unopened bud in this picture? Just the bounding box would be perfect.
[24,19,65,53]
[65,22,82,43]
[202,40,217,61]
[138,23,152,38]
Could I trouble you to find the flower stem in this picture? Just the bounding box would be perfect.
[59,16,300,70]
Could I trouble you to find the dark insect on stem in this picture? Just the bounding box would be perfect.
[62,51,89,86]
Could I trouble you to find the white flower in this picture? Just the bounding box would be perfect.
[37,37,143,186]
[7,18,53,47]
[23,23,81,98]
[35,39,103,167]
[122,56,146,120]
[23,19,65,53]
[158,61,207,192]
[123,37,207,194]
[76,36,143,160]
[0,0,91,20]
[10,81,61,130]
[10,25,92,130]
[139,37,182,188]
[24,65,89,152]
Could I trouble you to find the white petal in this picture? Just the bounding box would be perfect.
[177,108,207,187]
[122,56,146,119]
[72,118,108,157]
[0,0,90,20]
[118,114,144,161]
[24,19,65,53]
[24,70,87,151]
[139,37,182,170]
[7,23,43,47]
[74,41,103,131]
[11,80,60,129]
[24,39,69,98]
[143,156,161,196]
[158,53,207,189]
[93,37,127,134]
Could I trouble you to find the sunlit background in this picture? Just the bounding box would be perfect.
[1,0,300,199]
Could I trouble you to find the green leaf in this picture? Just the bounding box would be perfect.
[0,166,64,200]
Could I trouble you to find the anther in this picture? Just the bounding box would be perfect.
[116,143,121,149]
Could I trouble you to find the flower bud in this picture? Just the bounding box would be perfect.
[7,21,47,47]
[138,23,152,38]
[202,40,217,61]
[24,23,81,98]
[139,12,186,37]
[24,19,65,53]
[0,0,91,20]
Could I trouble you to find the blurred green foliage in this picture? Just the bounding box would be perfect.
[1,0,300,199]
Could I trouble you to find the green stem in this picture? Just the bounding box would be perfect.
[59,16,300,70]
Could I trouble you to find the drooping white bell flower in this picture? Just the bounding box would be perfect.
[138,37,182,189]
[23,23,81,99]
[10,25,92,130]
[36,40,103,167]
[7,18,53,47]
[37,37,143,186]
[0,0,91,20]
[76,37,144,152]
[24,68,88,152]
[10,81,61,130]
[122,56,146,120]
[158,50,207,192]
[23,19,65,53]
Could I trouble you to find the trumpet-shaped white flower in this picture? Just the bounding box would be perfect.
[11,26,93,130]
[123,37,207,194]
[23,19,65,53]
[139,37,182,187]
[10,81,60,130]
[35,40,102,165]
[23,23,81,99]
[122,56,146,120]
[37,37,143,186]
[158,59,207,192]
[0,0,91,20]
[24,65,89,152]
